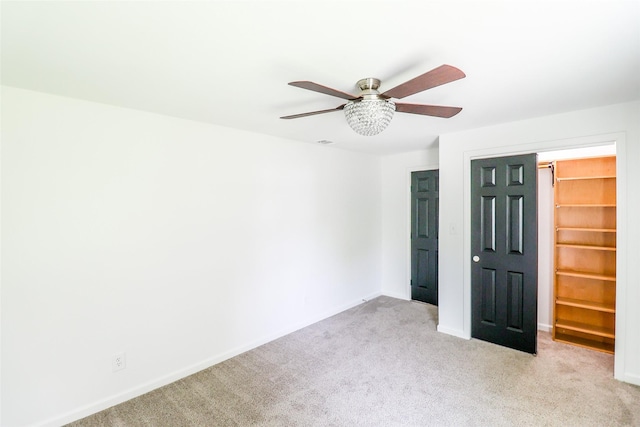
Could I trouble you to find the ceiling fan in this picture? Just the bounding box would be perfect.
[280,64,466,136]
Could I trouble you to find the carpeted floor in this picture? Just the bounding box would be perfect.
[68,296,640,426]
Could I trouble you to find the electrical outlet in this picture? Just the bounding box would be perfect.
[112,352,126,372]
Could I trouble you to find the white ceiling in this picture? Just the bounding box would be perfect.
[2,1,639,155]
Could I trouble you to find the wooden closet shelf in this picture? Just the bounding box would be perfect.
[555,319,615,339]
[556,204,616,208]
[556,270,616,282]
[555,243,616,251]
[556,175,616,181]
[556,227,616,233]
[555,297,615,313]
[554,332,615,354]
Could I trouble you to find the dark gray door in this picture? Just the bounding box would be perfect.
[411,170,439,305]
[471,154,538,354]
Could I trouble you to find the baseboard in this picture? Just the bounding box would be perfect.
[381,290,410,301]
[437,324,470,340]
[359,291,383,304]
[615,371,640,387]
[38,292,379,427]
[537,323,552,332]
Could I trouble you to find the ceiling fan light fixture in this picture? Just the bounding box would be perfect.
[344,98,396,136]
[282,65,465,134]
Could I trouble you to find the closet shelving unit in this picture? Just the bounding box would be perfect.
[552,155,616,354]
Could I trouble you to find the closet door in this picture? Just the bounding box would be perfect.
[411,170,439,305]
[471,153,538,354]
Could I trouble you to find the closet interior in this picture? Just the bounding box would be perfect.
[551,155,616,354]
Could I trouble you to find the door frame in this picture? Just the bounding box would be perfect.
[461,133,627,377]
[405,164,439,300]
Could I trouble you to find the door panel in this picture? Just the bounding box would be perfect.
[411,170,439,305]
[508,195,524,254]
[471,154,538,354]
[482,196,496,251]
[481,268,497,323]
[417,198,429,237]
[507,271,524,331]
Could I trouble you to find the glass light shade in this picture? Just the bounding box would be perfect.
[344,99,396,136]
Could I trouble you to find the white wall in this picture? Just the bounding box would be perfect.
[438,101,640,385]
[537,166,553,332]
[1,87,383,426]
[3,86,638,425]
[381,148,439,299]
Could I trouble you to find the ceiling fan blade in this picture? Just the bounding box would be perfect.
[288,81,358,100]
[280,104,345,119]
[382,65,466,99]
[395,103,462,118]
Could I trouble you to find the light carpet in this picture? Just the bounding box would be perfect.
[68,296,640,426]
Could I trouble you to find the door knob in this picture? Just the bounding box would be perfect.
[473,255,480,262]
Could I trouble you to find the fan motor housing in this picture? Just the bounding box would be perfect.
[357,78,383,100]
